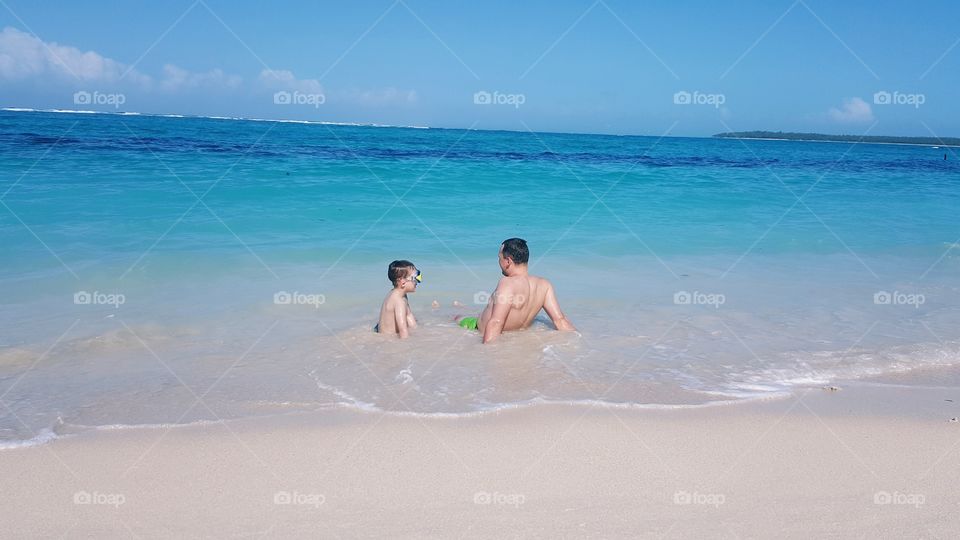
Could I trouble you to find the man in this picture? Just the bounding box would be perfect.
[458,238,576,343]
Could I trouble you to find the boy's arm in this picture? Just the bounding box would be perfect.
[482,281,513,344]
[543,281,576,332]
[394,301,411,339]
[406,298,417,329]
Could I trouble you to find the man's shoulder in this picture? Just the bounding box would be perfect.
[528,275,553,288]
[497,275,530,288]
[499,274,551,286]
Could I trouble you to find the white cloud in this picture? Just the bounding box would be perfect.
[0,27,417,113]
[160,64,242,92]
[350,87,418,106]
[257,70,417,108]
[0,26,242,94]
[257,69,323,95]
[828,97,874,123]
[0,26,150,85]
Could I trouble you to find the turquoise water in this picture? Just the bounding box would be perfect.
[2,109,959,446]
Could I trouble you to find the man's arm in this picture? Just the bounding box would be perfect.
[543,282,576,332]
[482,282,513,344]
[394,302,411,339]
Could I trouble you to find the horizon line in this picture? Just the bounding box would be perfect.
[2,107,954,144]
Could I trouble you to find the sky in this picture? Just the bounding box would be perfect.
[0,0,958,137]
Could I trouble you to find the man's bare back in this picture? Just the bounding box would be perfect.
[474,239,575,343]
[478,274,556,331]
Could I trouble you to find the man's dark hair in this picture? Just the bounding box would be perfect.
[501,238,529,265]
[388,260,415,286]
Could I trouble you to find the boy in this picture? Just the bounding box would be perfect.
[376,260,421,338]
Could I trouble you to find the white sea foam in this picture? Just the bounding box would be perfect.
[0,398,751,451]
[309,369,379,412]
[47,109,98,114]
[323,394,789,419]
[0,428,61,450]
[82,419,224,431]
[1,107,430,130]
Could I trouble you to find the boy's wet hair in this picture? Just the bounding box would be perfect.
[388,260,416,286]
[501,238,529,265]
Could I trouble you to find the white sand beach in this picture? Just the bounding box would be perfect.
[2,378,958,539]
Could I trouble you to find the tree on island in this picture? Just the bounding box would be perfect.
[714,131,960,147]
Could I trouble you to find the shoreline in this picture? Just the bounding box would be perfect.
[6,359,960,453]
[2,378,958,538]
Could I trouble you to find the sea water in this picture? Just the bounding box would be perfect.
[1,109,959,446]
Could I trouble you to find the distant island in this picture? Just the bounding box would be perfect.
[714,131,960,147]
